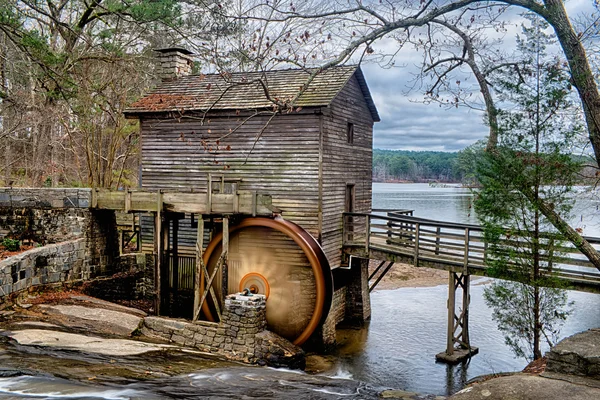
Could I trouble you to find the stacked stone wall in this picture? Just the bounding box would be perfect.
[0,188,92,244]
[142,293,305,369]
[0,239,86,303]
[0,188,117,275]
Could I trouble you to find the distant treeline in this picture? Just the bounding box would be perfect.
[373,148,597,184]
[373,149,463,183]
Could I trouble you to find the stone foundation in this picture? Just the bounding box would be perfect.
[141,293,305,369]
[345,256,371,324]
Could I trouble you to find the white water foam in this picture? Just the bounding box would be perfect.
[0,376,142,399]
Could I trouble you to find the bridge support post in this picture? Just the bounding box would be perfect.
[436,272,478,364]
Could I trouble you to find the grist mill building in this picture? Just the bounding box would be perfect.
[124,48,379,348]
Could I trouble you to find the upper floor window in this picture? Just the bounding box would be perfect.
[347,122,354,144]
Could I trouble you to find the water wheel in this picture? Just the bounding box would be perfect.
[200,217,333,346]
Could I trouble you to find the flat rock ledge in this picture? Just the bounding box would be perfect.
[4,329,172,356]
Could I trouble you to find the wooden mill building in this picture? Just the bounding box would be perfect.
[124,48,379,346]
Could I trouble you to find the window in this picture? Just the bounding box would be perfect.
[345,184,355,213]
[347,122,354,144]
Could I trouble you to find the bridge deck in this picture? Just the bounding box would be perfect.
[342,211,600,293]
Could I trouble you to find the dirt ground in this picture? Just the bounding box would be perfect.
[0,243,36,260]
[368,260,450,290]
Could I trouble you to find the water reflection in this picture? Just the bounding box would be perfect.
[332,283,600,396]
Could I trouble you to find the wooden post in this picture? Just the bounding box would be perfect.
[172,218,179,308]
[118,230,124,255]
[461,274,471,347]
[207,174,212,213]
[161,217,170,315]
[365,215,371,253]
[463,228,470,274]
[193,216,204,321]
[124,189,131,213]
[414,223,420,267]
[446,272,456,356]
[221,216,229,302]
[435,227,441,255]
[342,214,347,245]
[153,190,163,315]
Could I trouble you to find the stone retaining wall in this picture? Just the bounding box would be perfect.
[0,188,92,243]
[0,188,118,277]
[0,239,87,301]
[142,293,305,369]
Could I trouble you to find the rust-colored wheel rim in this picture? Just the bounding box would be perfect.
[200,217,332,346]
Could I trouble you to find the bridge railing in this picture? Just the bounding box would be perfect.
[343,212,600,288]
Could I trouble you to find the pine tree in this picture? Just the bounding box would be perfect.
[475,15,580,361]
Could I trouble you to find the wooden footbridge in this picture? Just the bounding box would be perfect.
[342,210,600,363]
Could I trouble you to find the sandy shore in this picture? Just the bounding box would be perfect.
[368,260,451,290]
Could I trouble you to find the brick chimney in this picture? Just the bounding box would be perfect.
[155,47,194,81]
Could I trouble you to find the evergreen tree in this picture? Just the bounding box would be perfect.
[475,16,580,361]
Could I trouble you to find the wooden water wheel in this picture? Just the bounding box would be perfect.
[200,217,333,346]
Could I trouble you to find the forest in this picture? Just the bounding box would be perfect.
[372,149,463,183]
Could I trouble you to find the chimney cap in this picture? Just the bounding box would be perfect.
[155,47,194,55]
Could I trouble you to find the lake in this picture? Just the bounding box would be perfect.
[328,183,600,396]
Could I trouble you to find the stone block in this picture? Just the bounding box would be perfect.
[171,334,186,344]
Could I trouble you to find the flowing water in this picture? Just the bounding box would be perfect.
[0,183,599,398]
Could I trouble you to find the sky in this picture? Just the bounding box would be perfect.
[362,0,596,152]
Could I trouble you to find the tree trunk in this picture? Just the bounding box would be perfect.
[544,0,600,164]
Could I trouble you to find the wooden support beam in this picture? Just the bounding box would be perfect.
[369,261,394,293]
[461,274,471,347]
[414,223,420,267]
[193,216,204,322]
[124,190,131,213]
[222,216,229,303]
[172,218,179,307]
[365,215,371,253]
[153,191,163,315]
[368,260,387,281]
[446,271,456,356]
[463,228,470,274]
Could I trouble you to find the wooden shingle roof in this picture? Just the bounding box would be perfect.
[125,65,380,122]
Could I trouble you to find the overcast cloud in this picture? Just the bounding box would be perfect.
[360,0,596,152]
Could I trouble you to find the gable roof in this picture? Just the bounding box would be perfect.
[125,65,380,122]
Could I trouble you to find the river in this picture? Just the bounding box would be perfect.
[0,183,599,398]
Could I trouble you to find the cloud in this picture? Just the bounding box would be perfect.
[362,63,488,152]
[355,0,597,152]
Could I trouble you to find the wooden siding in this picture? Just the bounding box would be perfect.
[140,112,322,250]
[320,75,374,268]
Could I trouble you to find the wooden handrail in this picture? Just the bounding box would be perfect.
[341,212,600,292]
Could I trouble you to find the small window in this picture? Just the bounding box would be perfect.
[345,184,355,213]
[347,122,354,144]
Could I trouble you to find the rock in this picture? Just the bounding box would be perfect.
[70,295,147,317]
[255,331,305,369]
[449,374,600,400]
[4,329,173,356]
[40,305,142,336]
[544,328,600,379]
